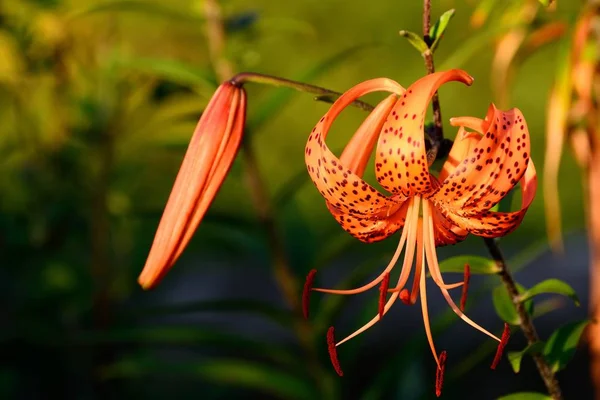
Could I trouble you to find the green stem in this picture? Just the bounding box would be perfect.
[231,72,374,112]
[484,238,563,399]
[422,0,443,164]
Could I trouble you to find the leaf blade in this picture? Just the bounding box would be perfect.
[519,279,580,306]
[429,9,456,52]
[438,255,500,274]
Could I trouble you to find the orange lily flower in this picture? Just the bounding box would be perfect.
[303,69,537,394]
[138,81,247,289]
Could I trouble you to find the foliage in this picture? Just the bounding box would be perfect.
[0,0,590,399]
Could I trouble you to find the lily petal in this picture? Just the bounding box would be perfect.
[375,69,474,197]
[139,82,246,289]
[437,127,481,183]
[305,78,408,242]
[433,105,531,215]
[440,160,537,238]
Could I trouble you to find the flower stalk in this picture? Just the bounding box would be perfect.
[420,1,562,398]
[422,0,443,162]
[201,0,332,396]
[231,72,374,112]
[484,238,563,399]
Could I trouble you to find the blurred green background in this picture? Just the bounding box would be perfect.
[0,0,592,399]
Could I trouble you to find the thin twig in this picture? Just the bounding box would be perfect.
[421,0,562,397]
[422,0,443,164]
[484,238,563,400]
[232,72,374,112]
[202,0,331,394]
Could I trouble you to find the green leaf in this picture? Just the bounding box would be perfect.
[128,298,294,327]
[248,44,375,132]
[67,0,205,23]
[105,357,317,400]
[492,283,533,325]
[518,279,580,306]
[497,392,551,400]
[78,326,298,367]
[507,341,544,373]
[398,30,428,54]
[114,57,217,93]
[437,255,500,274]
[429,9,456,52]
[538,0,552,6]
[543,319,590,372]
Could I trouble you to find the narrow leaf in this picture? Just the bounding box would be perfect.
[398,30,428,54]
[498,393,551,400]
[438,255,500,274]
[492,283,533,325]
[248,44,375,132]
[105,357,317,400]
[114,57,217,92]
[78,327,297,367]
[507,341,544,373]
[126,298,294,327]
[519,279,580,306]
[543,319,590,372]
[429,9,456,52]
[543,36,572,253]
[68,0,204,23]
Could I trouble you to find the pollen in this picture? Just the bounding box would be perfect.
[327,327,344,376]
[435,350,447,397]
[302,269,317,319]
[491,323,511,369]
[379,272,390,318]
[460,264,471,312]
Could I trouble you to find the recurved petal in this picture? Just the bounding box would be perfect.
[328,200,409,243]
[139,83,246,289]
[375,69,474,197]
[305,78,405,214]
[437,127,481,183]
[433,105,531,214]
[438,158,537,238]
[430,205,468,246]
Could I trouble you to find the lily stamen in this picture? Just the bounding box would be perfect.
[303,70,536,394]
[378,273,390,318]
[491,323,512,369]
[460,264,471,312]
[302,269,317,319]
[327,327,344,376]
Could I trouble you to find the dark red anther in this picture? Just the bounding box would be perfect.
[400,288,411,305]
[460,264,471,312]
[378,273,390,318]
[327,326,344,376]
[491,323,511,370]
[302,269,317,319]
[435,350,447,397]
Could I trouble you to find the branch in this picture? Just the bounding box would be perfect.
[422,0,443,164]
[484,238,563,400]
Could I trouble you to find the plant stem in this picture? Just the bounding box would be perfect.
[484,238,563,400]
[422,0,443,163]
[202,0,331,395]
[421,0,561,397]
[231,72,374,112]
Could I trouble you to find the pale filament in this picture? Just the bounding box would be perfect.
[312,197,417,295]
[419,244,439,367]
[335,197,422,347]
[423,200,501,343]
[386,219,423,306]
